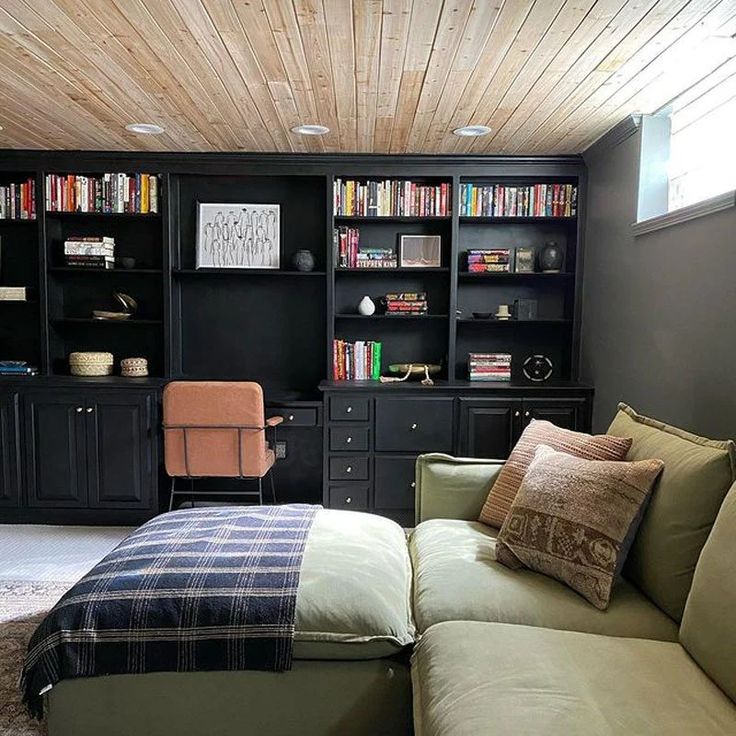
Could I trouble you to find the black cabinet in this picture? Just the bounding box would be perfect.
[23,388,157,514]
[0,392,21,508]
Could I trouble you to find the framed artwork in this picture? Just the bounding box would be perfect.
[196,203,280,269]
[514,246,536,273]
[398,234,442,268]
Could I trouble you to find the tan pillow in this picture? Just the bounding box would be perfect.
[496,445,664,610]
[478,419,632,528]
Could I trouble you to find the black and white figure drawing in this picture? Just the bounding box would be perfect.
[196,203,280,269]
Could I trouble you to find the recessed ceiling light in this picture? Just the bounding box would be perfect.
[453,125,492,137]
[125,122,165,135]
[291,124,330,136]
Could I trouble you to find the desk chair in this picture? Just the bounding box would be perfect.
[163,381,283,511]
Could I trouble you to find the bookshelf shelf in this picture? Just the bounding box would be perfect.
[0,219,37,225]
[45,211,161,219]
[336,267,449,274]
[335,313,448,320]
[51,318,163,326]
[458,271,573,281]
[173,268,326,277]
[459,216,576,224]
[50,267,163,275]
[334,215,451,223]
[457,318,571,326]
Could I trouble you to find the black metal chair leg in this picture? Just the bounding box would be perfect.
[269,470,276,505]
[168,476,177,512]
[258,476,264,506]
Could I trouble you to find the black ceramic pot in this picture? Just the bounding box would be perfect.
[292,249,315,272]
[540,242,564,272]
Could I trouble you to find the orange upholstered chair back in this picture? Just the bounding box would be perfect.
[163,381,271,478]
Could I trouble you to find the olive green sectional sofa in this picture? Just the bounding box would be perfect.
[409,404,736,735]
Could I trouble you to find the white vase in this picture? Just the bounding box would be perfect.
[358,295,376,316]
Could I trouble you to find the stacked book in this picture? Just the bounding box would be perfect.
[385,291,428,315]
[468,353,511,382]
[333,339,382,381]
[0,286,30,301]
[0,360,38,376]
[335,227,397,268]
[64,236,115,269]
[466,249,511,273]
[0,177,36,220]
[459,183,577,218]
[45,173,159,214]
[334,178,451,217]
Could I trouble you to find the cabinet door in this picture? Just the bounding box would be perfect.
[0,392,21,507]
[375,397,454,453]
[25,393,88,508]
[458,399,520,459]
[86,392,155,510]
[522,398,588,433]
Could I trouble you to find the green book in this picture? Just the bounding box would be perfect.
[372,342,382,380]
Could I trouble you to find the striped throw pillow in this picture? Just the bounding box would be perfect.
[478,419,632,528]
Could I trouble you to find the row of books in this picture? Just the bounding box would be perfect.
[466,249,511,273]
[0,360,38,376]
[63,236,115,269]
[0,178,36,220]
[334,227,398,269]
[385,291,428,315]
[333,340,382,381]
[468,352,511,382]
[459,183,577,218]
[334,178,451,217]
[45,173,159,214]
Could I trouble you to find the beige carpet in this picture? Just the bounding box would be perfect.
[0,579,75,736]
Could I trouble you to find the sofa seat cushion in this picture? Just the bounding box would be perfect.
[410,519,677,641]
[294,509,415,659]
[412,621,736,736]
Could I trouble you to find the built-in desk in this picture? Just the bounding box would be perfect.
[320,380,593,526]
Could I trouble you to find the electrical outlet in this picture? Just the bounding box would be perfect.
[275,441,287,460]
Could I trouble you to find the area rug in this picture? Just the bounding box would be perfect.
[0,579,74,736]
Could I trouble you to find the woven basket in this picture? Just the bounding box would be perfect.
[69,351,114,376]
[120,357,148,377]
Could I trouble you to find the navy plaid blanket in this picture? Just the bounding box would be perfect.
[21,504,319,719]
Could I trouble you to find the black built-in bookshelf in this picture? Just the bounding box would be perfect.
[0,151,590,524]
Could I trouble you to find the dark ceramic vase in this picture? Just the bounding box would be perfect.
[540,241,564,272]
[292,249,315,272]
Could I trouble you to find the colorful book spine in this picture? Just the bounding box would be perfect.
[459,183,577,218]
[45,173,159,214]
[333,179,451,217]
[0,177,36,220]
[333,340,382,381]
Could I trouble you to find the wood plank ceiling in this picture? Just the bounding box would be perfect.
[0,0,734,154]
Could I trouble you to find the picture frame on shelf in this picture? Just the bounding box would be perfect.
[514,246,536,273]
[196,202,280,269]
[397,234,442,268]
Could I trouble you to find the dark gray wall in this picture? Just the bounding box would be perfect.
[581,125,736,439]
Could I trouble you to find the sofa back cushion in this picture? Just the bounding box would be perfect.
[608,404,735,621]
[478,419,632,529]
[680,483,736,703]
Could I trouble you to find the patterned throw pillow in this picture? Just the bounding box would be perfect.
[478,419,632,528]
[495,445,665,610]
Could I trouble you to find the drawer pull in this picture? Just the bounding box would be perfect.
[345,496,352,504]
[524,411,530,418]
[410,481,416,489]
[346,436,352,444]
[86,407,94,414]
[410,422,418,430]
[346,406,353,413]
[76,406,83,413]
[288,414,295,421]
[346,466,353,474]
[514,410,521,417]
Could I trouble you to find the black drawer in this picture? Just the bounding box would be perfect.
[375,397,454,452]
[329,426,370,452]
[268,407,318,427]
[330,396,369,422]
[329,456,369,481]
[374,456,416,510]
[329,485,369,511]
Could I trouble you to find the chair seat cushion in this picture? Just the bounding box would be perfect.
[409,519,677,641]
[293,509,415,659]
[412,621,736,736]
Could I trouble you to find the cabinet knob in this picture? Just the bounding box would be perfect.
[86,407,94,414]
[346,436,352,444]
[524,411,530,418]
[346,406,353,413]
[410,481,416,489]
[345,496,352,504]
[346,466,352,474]
[410,422,418,430]
[514,410,521,417]
[76,406,83,413]
[288,414,295,421]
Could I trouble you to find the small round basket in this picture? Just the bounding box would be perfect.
[69,352,114,377]
[120,357,148,377]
